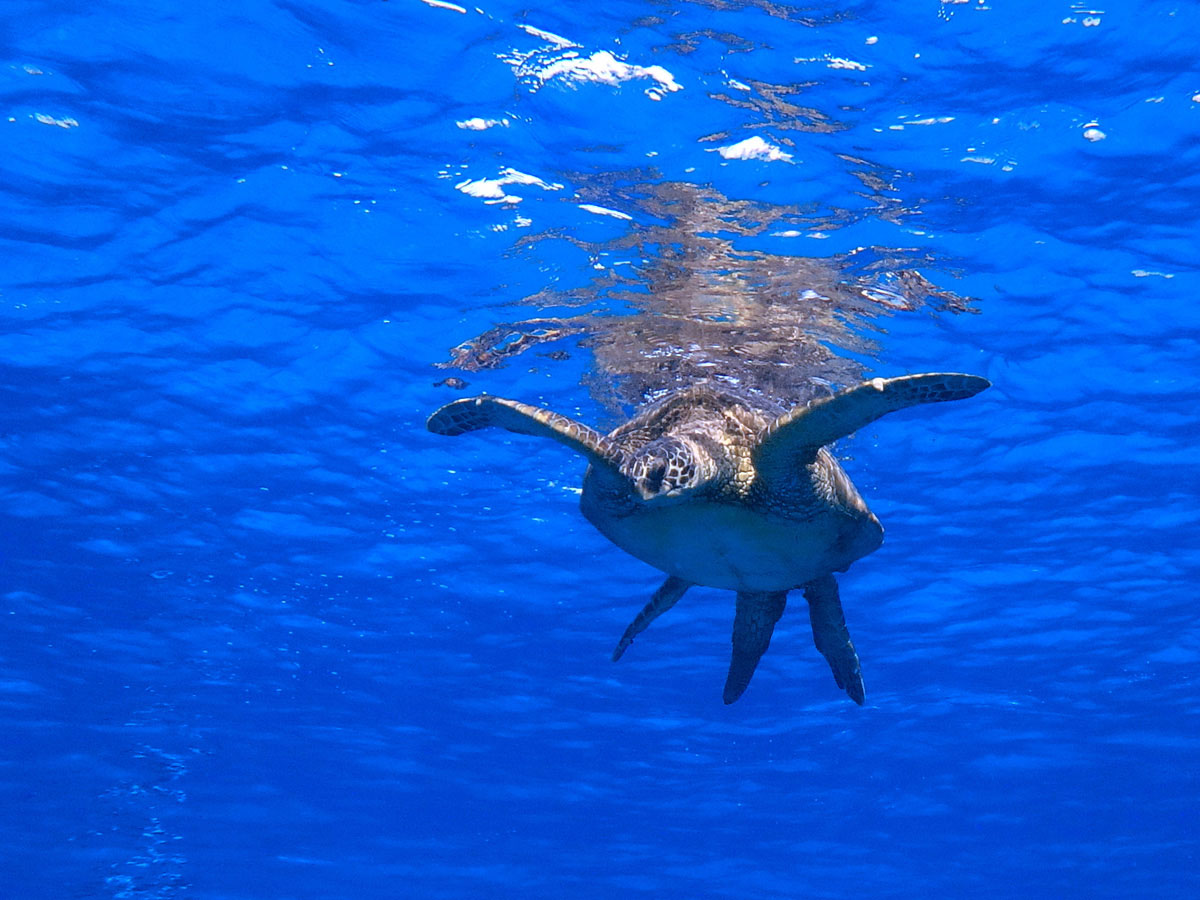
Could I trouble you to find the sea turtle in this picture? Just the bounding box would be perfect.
[427,372,990,704]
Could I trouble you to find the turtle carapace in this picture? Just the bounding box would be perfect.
[428,373,990,704]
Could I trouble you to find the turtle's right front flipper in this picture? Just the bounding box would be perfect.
[428,395,622,473]
[803,574,865,705]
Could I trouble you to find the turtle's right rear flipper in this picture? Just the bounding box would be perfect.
[804,574,865,705]
[722,590,788,704]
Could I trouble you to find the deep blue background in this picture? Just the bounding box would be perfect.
[1,1,1197,897]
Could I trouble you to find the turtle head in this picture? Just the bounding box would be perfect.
[626,436,715,502]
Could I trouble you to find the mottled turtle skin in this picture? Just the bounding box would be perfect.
[579,385,884,595]
[428,373,990,704]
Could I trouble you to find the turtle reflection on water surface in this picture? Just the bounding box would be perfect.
[428,373,990,704]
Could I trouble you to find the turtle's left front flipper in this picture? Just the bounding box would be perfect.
[754,373,990,479]
[804,574,865,705]
[723,590,788,704]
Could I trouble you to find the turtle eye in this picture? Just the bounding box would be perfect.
[643,458,667,494]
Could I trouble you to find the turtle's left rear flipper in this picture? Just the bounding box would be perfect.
[804,574,865,705]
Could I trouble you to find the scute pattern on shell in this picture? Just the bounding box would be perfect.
[607,384,780,448]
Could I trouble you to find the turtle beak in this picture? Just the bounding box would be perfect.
[635,484,660,502]
[636,482,689,502]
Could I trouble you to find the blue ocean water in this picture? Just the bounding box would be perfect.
[2,0,1198,897]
